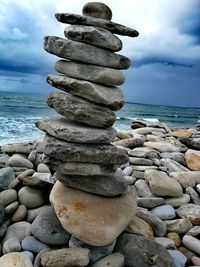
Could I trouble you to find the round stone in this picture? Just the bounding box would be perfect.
[12,205,27,222]
[22,236,49,253]
[151,204,176,220]
[0,189,17,206]
[2,237,21,254]
[167,232,181,248]
[0,252,33,267]
[18,186,46,208]
[82,2,112,20]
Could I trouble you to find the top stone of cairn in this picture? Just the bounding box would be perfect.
[82,2,112,20]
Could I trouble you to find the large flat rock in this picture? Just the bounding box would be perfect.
[56,171,128,196]
[50,181,137,246]
[65,25,122,51]
[44,135,129,165]
[55,60,125,86]
[47,75,124,111]
[47,92,116,128]
[55,13,139,37]
[44,36,130,69]
[36,117,116,143]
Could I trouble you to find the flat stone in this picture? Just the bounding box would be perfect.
[44,135,128,165]
[17,169,34,179]
[31,206,70,245]
[18,186,46,208]
[176,204,200,225]
[160,158,189,173]
[55,13,139,37]
[151,204,176,220]
[44,36,130,69]
[122,166,133,176]
[0,189,17,206]
[186,186,200,205]
[114,233,175,267]
[154,237,175,249]
[12,205,27,222]
[8,155,33,169]
[179,137,200,150]
[2,141,36,154]
[166,219,193,234]
[130,127,166,135]
[129,157,153,165]
[18,175,54,189]
[165,194,190,207]
[113,136,145,149]
[50,181,137,246]
[0,167,15,188]
[47,75,124,111]
[0,252,33,267]
[132,165,158,171]
[90,253,124,267]
[128,147,159,159]
[125,216,154,239]
[65,25,122,51]
[145,169,183,197]
[37,117,116,144]
[185,149,200,170]
[22,236,49,253]
[168,250,187,267]
[3,221,31,244]
[182,235,200,256]
[170,171,200,188]
[160,152,185,165]
[82,2,112,20]
[144,141,179,152]
[47,92,116,128]
[56,171,128,196]
[55,60,125,86]
[173,129,193,138]
[2,237,21,254]
[136,197,165,208]
[136,208,167,237]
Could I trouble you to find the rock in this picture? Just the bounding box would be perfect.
[170,171,200,188]
[178,246,196,265]
[185,149,200,170]
[113,136,145,149]
[0,189,17,206]
[32,172,54,185]
[191,256,200,266]
[65,25,122,51]
[18,186,46,209]
[2,141,36,154]
[151,204,176,220]
[122,166,133,176]
[50,181,137,246]
[136,208,167,237]
[144,141,179,152]
[47,92,116,128]
[36,117,116,144]
[130,127,166,135]
[136,197,165,208]
[165,194,190,207]
[160,152,185,165]
[2,237,21,254]
[0,154,10,167]
[21,251,34,263]
[145,169,183,197]
[3,221,31,243]
[182,235,200,255]
[26,205,51,223]
[0,167,15,188]
[176,204,200,225]
[12,205,27,222]
[128,147,159,159]
[185,186,200,205]
[129,157,153,165]
[154,237,175,249]
[132,165,158,171]
[44,135,128,165]
[56,171,128,196]
[55,60,124,86]
[47,75,124,111]
[8,155,33,169]
[166,219,193,234]
[167,250,187,267]
[41,248,90,267]
[22,236,49,253]
[160,158,189,173]
[187,226,200,236]
[82,2,112,20]
[90,253,124,267]
[167,232,181,248]
[37,163,50,173]
[55,13,139,37]
[125,216,154,239]
[179,137,200,150]
[124,176,136,185]
[44,36,130,69]
[135,180,154,197]
[114,233,175,267]
[31,206,70,245]
[0,252,33,267]
[17,169,35,179]
[5,201,18,214]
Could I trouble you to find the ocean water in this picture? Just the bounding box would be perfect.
[0,91,200,145]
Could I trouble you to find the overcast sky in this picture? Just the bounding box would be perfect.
[0,0,200,107]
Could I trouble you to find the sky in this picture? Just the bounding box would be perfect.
[0,0,200,107]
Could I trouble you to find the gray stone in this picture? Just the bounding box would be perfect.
[17,169,35,179]
[82,2,112,20]
[136,197,165,208]
[168,250,187,267]
[136,208,167,237]
[32,172,54,184]
[187,226,200,237]
[44,36,130,69]
[55,60,125,86]
[144,141,179,152]
[31,206,70,245]
[37,163,50,173]
[26,205,51,223]
[176,204,200,225]
[21,251,34,263]
[0,203,5,225]
[90,253,124,267]
[179,137,200,150]
[170,171,200,188]
[151,204,176,220]
[18,186,46,209]
[165,194,190,207]
[2,141,36,154]
[0,223,7,239]
[22,236,49,253]
[182,235,200,255]
[166,219,193,234]
[0,189,17,206]
[130,127,166,135]
[36,117,116,144]
[3,221,31,243]
[47,75,124,111]
[44,135,128,165]
[2,237,21,254]
[128,147,159,159]
[47,92,116,128]
[56,171,128,196]
[55,13,139,37]
[0,154,10,166]
[122,166,133,176]
[124,176,136,185]
[12,204,27,222]
[154,237,175,249]
[135,180,154,197]
[65,25,122,51]
[113,136,145,149]
[160,158,190,173]
[5,201,19,214]
[132,165,158,171]
[160,152,185,165]
[185,187,200,205]
[8,155,33,169]
[0,167,15,188]
[129,157,153,165]
[114,233,175,267]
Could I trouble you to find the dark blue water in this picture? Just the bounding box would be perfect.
[0,91,200,145]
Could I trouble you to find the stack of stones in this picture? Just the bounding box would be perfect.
[36,2,139,247]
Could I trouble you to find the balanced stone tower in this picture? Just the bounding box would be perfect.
[36,2,139,246]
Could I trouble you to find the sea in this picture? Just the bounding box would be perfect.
[0,91,200,145]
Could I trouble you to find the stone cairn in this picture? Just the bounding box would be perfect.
[36,2,139,247]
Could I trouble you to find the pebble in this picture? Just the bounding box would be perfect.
[22,236,49,253]
[135,179,154,197]
[18,186,46,208]
[3,221,31,243]
[5,201,18,214]
[185,149,200,171]
[0,252,33,267]
[144,141,179,152]
[26,205,51,223]
[185,186,200,205]
[177,204,200,224]
[154,237,175,249]
[8,155,33,169]
[191,256,200,266]
[187,226,200,237]
[136,197,165,208]
[170,171,200,188]
[166,219,193,234]
[0,189,17,206]
[167,232,181,248]
[151,204,176,220]
[182,235,200,255]
[122,166,133,176]
[21,251,34,263]
[37,163,50,173]
[165,194,190,207]
[129,157,153,165]
[0,167,15,188]
[82,2,112,20]
[168,250,187,267]
[90,253,125,267]
[12,204,27,222]
[3,237,21,254]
